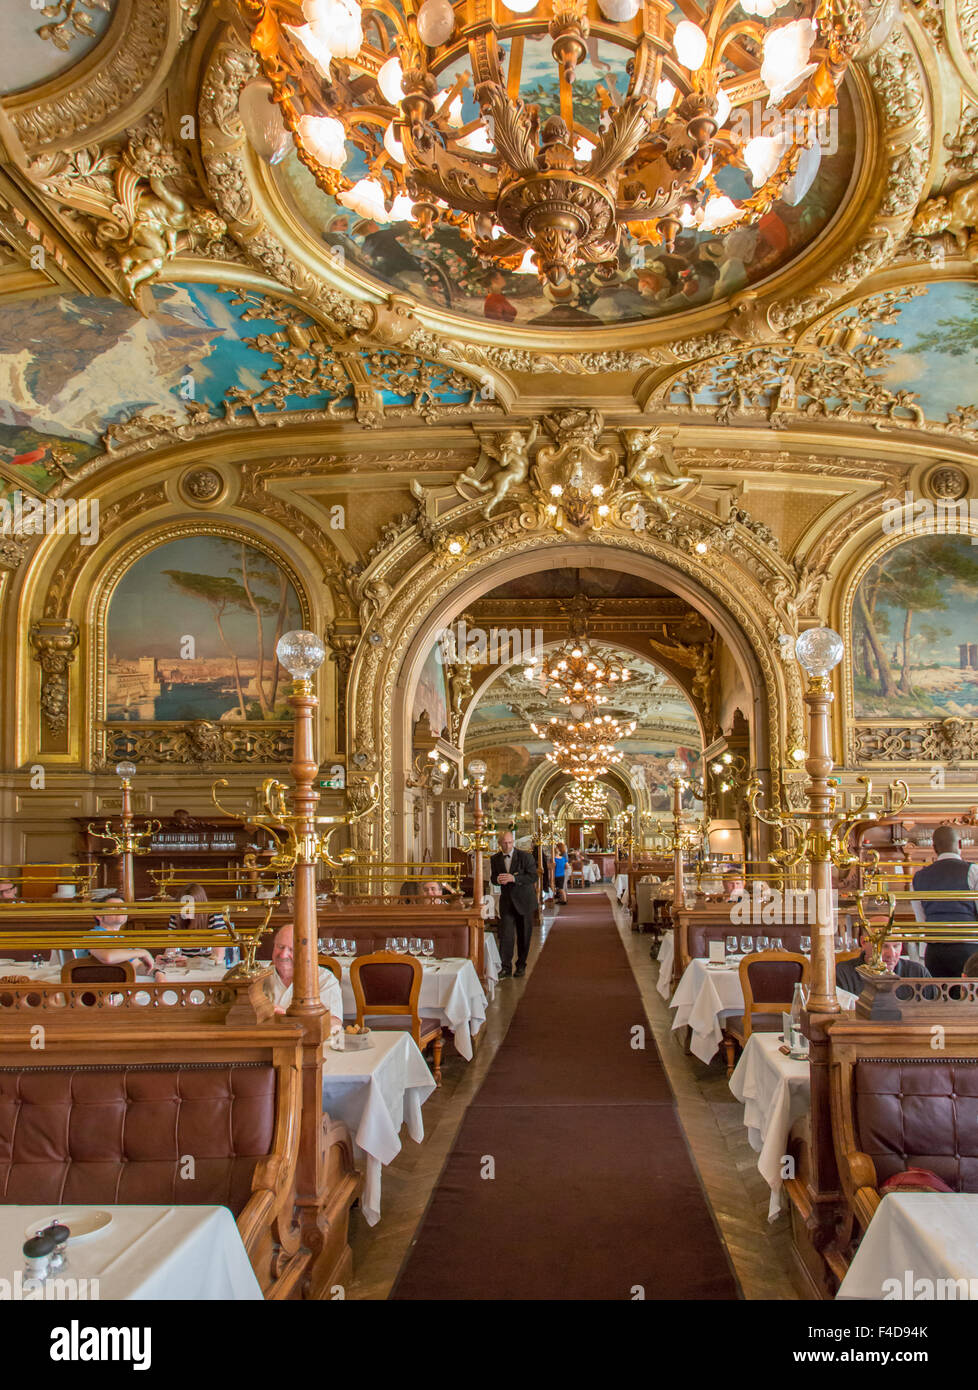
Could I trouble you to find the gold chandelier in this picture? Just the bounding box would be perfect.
[236,0,885,287]
[566,779,610,817]
[533,711,636,779]
[524,637,631,704]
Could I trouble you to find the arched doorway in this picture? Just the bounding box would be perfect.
[346,533,793,859]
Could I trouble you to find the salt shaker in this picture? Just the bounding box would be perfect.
[44,1223,70,1271]
[23,1233,55,1283]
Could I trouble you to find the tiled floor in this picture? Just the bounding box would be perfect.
[346,892,806,1300]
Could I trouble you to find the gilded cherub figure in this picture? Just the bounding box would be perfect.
[459,423,539,517]
[620,427,688,520]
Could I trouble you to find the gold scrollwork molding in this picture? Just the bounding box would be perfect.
[29,617,80,749]
[851,718,978,764]
[103,719,292,765]
[2,0,204,156]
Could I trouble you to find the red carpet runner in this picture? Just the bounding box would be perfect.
[392,890,740,1300]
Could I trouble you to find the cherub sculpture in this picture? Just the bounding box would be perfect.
[459,422,539,517]
[620,427,689,519]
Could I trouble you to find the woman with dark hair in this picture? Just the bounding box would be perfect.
[167,883,228,964]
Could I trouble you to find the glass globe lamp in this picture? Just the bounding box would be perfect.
[276,630,327,679]
[794,627,844,678]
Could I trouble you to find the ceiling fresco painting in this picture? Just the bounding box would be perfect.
[277,79,858,330]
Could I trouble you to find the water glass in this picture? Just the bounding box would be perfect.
[834,934,844,952]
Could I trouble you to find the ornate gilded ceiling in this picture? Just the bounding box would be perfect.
[2,0,978,825]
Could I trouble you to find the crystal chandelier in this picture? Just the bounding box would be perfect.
[236,0,885,287]
[524,637,631,705]
[533,711,636,780]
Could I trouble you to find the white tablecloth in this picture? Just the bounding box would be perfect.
[837,1194,978,1300]
[322,1031,435,1226]
[340,956,487,1061]
[2,1205,261,1300]
[656,930,674,999]
[669,959,858,1065]
[582,862,601,884]
[729,1032,811,1219]
[613,872,629,899]
[484,932,501,996]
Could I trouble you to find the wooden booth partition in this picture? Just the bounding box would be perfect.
[0,1015,360,1299]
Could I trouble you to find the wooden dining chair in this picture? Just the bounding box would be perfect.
[349,950,444,1083]
[60,959,135,984]
[317,953,342,984]
[722,951,811,1076]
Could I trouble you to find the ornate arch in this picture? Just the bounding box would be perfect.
[347,529,795,859]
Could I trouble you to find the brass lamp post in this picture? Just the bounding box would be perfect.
[458,758,491,909]
[87,761,161,901]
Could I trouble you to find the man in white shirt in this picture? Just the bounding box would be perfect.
[269,923,344,1028]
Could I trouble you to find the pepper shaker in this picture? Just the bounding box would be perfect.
[23,1233,55,1284]
[43,1223,70,1271]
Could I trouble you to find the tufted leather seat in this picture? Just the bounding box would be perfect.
[853,1058,978,1192]
[0,1062,276,1212]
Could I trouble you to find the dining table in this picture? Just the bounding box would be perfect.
[337,954,488,1060]
[728,1032,812,1219]
[322,1030,436,1226]
[837,1193,978,1300]
[0,1204,262,1299]
[669,957,858,1065]
[656,930,674,999]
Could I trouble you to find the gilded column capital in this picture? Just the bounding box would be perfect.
[29,618,80,739]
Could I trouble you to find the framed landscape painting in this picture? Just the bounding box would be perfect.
[106,535,303,722]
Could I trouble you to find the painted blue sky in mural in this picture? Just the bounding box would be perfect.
[859,280,978,421]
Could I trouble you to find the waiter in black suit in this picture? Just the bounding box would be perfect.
[491,830,538,978]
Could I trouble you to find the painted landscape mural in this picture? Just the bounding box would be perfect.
[107,536,303,722]
[853,534,978,718]
[411,644,450,739]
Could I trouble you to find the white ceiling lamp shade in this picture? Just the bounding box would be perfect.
[383,121,406,163]
[416,0,455,46]
[301,0,362,59]
[761,19,817,105]
[337,177,390,220]
[700,194,739,230]
[781,137,822,205]
[673,20,708,71]
[574,134,596,160]
[501,0,537,11]
[297,114,348,169]
[597,0,640,19]
[389,191,415,220]
[457,124,495,152]
[655,78,677,112]
[515,247,537,273]
[743,133,787,187]
[377,55,406,104]
[238,79,293,164]
[285,23,333,76]
[694,153,713,185]
[678,202,701,228]
[714,87,732,129]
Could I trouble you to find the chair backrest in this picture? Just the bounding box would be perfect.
[61,959,135,985]
[837,949,862,965]
[317,953,341,984]
[350,951,421,1042]
[738,951,811,1038]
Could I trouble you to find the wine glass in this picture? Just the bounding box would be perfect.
[422,938,434,961]
[756,934,770,952]
[772,937,784,952]
[344,939,356,958]
[385,937,396,953]
[409,936,422,956]
[396,936,408,954]
[800,934,811,954]
[725,935,739,957]
[741,934,754,953]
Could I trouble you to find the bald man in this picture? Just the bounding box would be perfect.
[270,923,343,1028]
